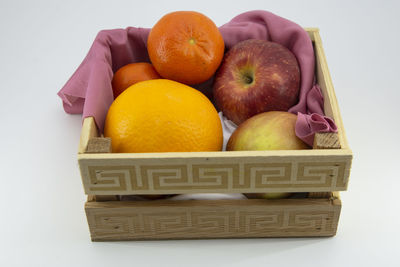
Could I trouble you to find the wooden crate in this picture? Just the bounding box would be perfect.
[77,28,352,241]
[86,192,341,241]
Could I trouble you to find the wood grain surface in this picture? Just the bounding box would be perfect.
[85,193,341,241]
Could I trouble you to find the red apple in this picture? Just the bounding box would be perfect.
[213,39,300,125]
[226,111,309,151]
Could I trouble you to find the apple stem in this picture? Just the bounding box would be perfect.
[241,74,253,84]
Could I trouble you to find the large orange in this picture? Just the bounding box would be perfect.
[104,79,223,153]
[147,11,225,85]
[111,62,161,98]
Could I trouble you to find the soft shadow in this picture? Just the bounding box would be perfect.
[91,236,331,264]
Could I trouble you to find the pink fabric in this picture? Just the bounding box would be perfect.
[58,27,151,128]
[296,113,338,146]
[57,10,337,145]
[294,84,338,146]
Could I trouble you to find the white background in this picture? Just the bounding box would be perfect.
[1,0,400,266]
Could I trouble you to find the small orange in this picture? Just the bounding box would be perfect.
[147,11,225,85]
[104,79,223,153]
[111,62,161,98]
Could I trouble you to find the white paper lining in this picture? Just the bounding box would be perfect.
[218,111,238,151]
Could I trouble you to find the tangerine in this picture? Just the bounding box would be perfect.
[111,62,161,98]
[104,79,223,153]
[147,11,225,85]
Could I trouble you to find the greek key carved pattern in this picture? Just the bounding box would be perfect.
[88,166,138,191]
[88,208,337,239]
[85,161,347,193]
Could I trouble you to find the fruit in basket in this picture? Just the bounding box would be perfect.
[104,79,223,153]
[112,62,161,98]
[213,39,300,125]
[226,111,309,151]
[147,11,225,85]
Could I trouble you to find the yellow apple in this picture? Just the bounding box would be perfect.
[226,111,309,151]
